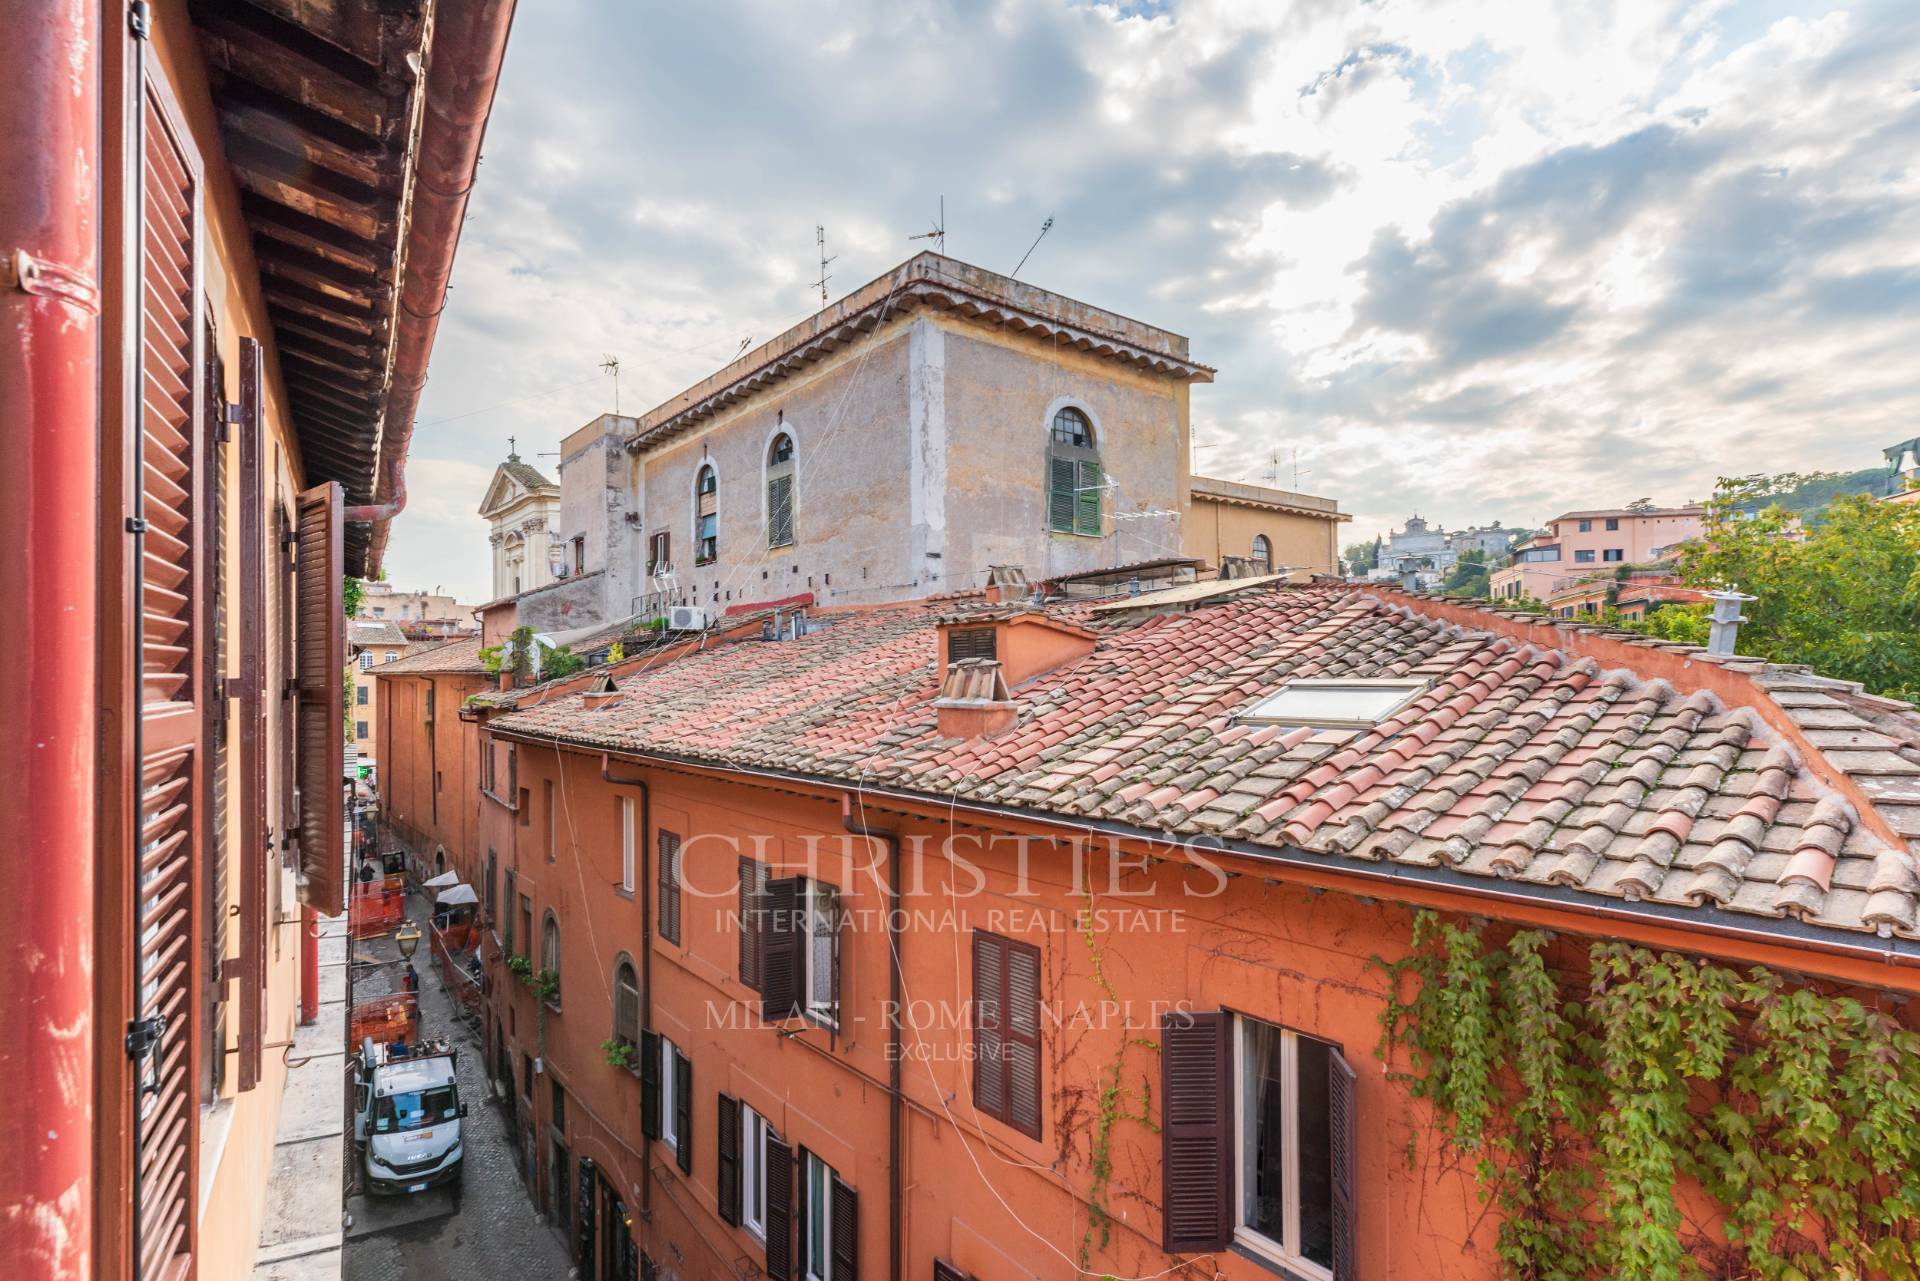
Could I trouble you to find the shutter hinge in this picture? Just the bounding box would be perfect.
[125,516,147,534]
[125,1014,167,1061]
[128,1,151,38]
[224,676,245,700]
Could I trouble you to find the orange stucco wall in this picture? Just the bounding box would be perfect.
[476,743,1508,1281]
[376,671,492,884]
[1186,494,1341,576]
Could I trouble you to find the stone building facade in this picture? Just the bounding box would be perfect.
[481,451,563,600]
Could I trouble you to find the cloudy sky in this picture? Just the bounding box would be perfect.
[384,0,1920,604]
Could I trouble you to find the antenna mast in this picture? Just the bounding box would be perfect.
[600,354,621,415]
[813,225,836,304]
[1010,213,1054,279]
[908,195,946,254]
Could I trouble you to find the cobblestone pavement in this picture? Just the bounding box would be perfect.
[343,894,574,1281]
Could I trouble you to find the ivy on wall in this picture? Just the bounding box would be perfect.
[1375,912,1920,1280]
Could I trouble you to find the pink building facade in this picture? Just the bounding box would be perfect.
[1490,506,1704,602]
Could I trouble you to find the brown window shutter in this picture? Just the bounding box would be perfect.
[1160,1010,1231,1253]
[971,934,1006,1119]
[656,830,681,944]
[201,315,228,1105]
[673,1047,693,1173]
[1330,1045,1358,1279]
[764,1135,794,1281]
[948,627,997,663]
[235,335,267,1092]
[639,1029,662,1140]
[294,481,344,914]
[135,69,204,1281]
[759,877,804,1021]
[932,1261,971,1281]
[1004,939,1043,1139]
[831,1175,859,1281]
[716,1093,741,1224]
[738,857,763,989]
[794,1148,812,1277]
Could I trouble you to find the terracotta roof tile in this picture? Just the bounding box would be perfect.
[489,584,1920,945]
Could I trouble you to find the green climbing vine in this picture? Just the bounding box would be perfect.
[1375,911,1920,1280]
[1076,881,1159,1272]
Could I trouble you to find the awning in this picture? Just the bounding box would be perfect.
[423,871,461,889]
[435,884,478,906]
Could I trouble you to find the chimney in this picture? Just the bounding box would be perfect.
[1704,588,1756,657]
[983,564,1030,606]
[934,658,1017,740]
[581,670,623,710]
[1400,568,1420,592]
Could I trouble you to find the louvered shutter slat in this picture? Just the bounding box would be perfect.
[294,483,344,914]
[1330,1046,1358,1279]
[717,1093,741,1224]
[1047,455,1076,532]
[640,1030,662,1139]
[674,1049,693,1173]
[764,1136,794,1281]
[759,877,804,1021]
[1005,941,1043,1138]
[738,857,763,990]
[972,935,1005,1118]
[1075,458,1102,536]
[830,1176,858,1281]
[1160,1010,1232,1253]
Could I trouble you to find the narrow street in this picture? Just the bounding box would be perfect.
[343,892,573,1281]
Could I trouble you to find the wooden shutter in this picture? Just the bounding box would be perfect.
[503,868,517,955]
[1160,1010,1231,1254]
[823,882,842,1026]
[932,1261,971,1281]
[577,1155,597,1272]
[716,1093,742,1224]
[759,877,804,1021]
[657,830,681,945]
[235,336,267,1092]
[294,482,344,914]
[764,1135,794,1281]
[795,1148,812,1278]
[1330,1046,1357,1280]
[1004,940,1042,1138]
[640,1252,656,1281]
[674,1047,694,1173]
[1047,455,1076,532]
[948,627,997,663]
[830,1175,858,1281]
[768,474,795,547]
[971,934,1005,1119]
[1074,458,1102,536]
[200,316,228,1105]
[135,64,205,1281]
[738,857,763,989]
[640,1029,662,1140]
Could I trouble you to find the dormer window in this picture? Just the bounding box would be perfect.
[947,627,997,663]
[1047,406,1102,537]
[1241,678,1428,730]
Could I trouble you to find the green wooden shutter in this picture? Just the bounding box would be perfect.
[1074,458,1102,536]
[1048,455,1076,532]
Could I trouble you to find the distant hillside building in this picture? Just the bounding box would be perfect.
[1490,505,1705,602]
[354,581,476,636]
[348,621,409,763]
[1887,437,1919,505]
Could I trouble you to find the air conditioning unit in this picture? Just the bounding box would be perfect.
[667,605,708,632]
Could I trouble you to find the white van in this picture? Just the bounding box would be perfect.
[354,1037,466,1194]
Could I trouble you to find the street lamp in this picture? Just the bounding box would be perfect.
[394,922,422,960]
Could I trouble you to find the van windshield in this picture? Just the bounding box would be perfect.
[372,1084,458,1134]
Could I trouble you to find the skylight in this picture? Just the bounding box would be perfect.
[1240,678,1429,730]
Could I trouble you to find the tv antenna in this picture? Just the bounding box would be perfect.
[1010,213,1054,279]
[908,195,946,254]
[600,354,621,415]
[1265,448,1309,490]
[813,225,836,304]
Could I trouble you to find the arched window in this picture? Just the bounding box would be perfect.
[1251,535,1272,570]
[1047,406,1101,536]
[612,958,640,1049]
[694,463,718,564]
[541,911,561,985]
[766,432,795,548]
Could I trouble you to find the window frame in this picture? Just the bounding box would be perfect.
[613,958,640,1050]
[658,830,683,945]
[1603,548,1625,562]
[659,1033,681,1151]
[1045,403,1103,537]
[766,429,797,549]
[1239,677,1430,731]
[742,1103,771,1241]
[541,910,562,1008]
[971,930,1043,1139]
[803,1151,834,1281]
[620,795,636,895]
[1251,534,1273,569]
[1573,549,1596,564]
[694,462,719,566]
[1231,1015,1337,1281]
[359,650,374,671]
[802,879,839,1029]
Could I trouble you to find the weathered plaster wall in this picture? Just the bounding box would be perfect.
[516,570,607,634]
[1185,495,1341,575]
[558,414,640,618]
[937,317,1188,585]
[637,324,916,610]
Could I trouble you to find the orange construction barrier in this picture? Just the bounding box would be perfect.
[350,991,421,1050]
[349,884,405,939]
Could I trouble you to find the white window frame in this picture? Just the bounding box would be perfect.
[1233,1016,1334,1281]
[1239,677,1429,731]
[659,1034,681,1150]
[742,1104,770,1241]
[619,796,636,894]
[804,1150,833,1280]
[384,650,398,662]
[358,651,373,671]
[802,880,837,1029]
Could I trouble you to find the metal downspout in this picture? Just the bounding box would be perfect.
[601,753,653,1221]
[841,795,904,1281]
[0,1,100,1270]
